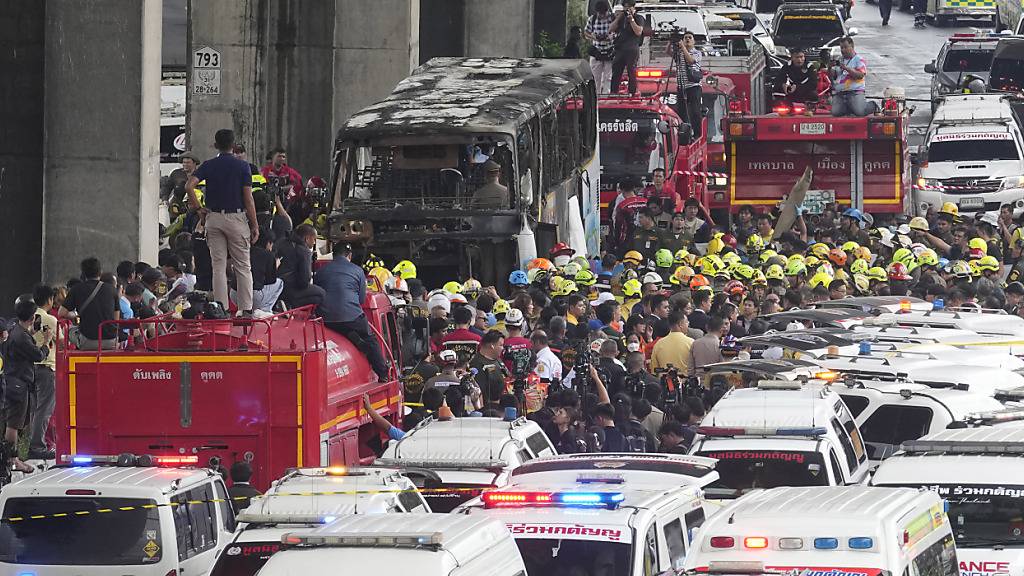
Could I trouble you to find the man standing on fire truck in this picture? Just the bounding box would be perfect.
[673,31,703,140]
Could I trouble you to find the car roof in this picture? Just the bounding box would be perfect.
[835,380,1006,419]
[384,417,534,463]
[703,357,820,377]
[703,385,840,428]
[740,327,870,351]
[245,468,417,516]
[873,427,1024,484]
[511,453,720,487]
[3,466,213,496]
[777,3,842,11]
[715,486,927,520]
[815,295,930,313]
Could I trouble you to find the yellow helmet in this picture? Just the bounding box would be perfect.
[734,264,756,281]
[553,279,578,296]
[968,238,988,254]
[852,246,872,262]
[833,268,850,282]
[810,243,830,259]
[707,235,725,256]
[622,278,643,297]
[701,255,724,276]
[841,241,860,253]
[572,255,590,271]
[623,251,644,266]
[493,299,511,315]
[251,173,267,187]
[785,260,807,277]
[363,253,385,272]
[850,259,869,275]
[940,202,960,218]
[759,249,778,265]
[462,278,482,296]
[562,262,582,278]
[367,267,392,290]
[969,259,981,277]
[746,234,765,253]
[392,260,417,279]
[977,255,1000,272]
[670,266,695,285]
[866,266,887,282]
[721,252,741,266]
[809,270,833,289]
[443,281,463,294]
[674,249,690,265]
[917,248,938,267]
[753,269,768,286]
[788,253,805,263]
[909,216,929,232]
[804,255,821,269]
[853,273,871,295]
[766,264,785,281]
[892,248,915,267]
[575,269,597,287]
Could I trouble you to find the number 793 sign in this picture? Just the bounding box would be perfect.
[194,47,221,69]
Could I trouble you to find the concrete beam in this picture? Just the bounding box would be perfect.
[464,0,534,57]
[43,0,161,283]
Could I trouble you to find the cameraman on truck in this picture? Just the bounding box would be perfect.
[774,48,818,105]
[672,30,703,140]
[831,36,877,117]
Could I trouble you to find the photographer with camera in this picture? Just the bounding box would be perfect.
[672,30,703,139]
[1,296,52,473]
[260,147,303,202]
[831,36,877,118]
[609,0,646,95]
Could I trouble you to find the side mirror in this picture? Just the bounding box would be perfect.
[924,61,937,74]
[848,27,859,36]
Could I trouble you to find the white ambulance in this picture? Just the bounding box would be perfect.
[457,472,711,576]
[684,486,959,576]
[209,466,429,576]
[872,427,1024,576]
[377,416,556,512]
[0,453,235,576]
[260,514,527,576]
[689,381,871,498]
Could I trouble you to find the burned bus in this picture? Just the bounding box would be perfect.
[325,58,600,288]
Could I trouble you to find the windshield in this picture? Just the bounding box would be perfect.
[696,449,830,497]
[990,57,1024,92]
[714,12,761,31]
[211,541,283,576]
[943,49,995,72]
[928,139,1019,162]
[0,497,162,565]
[599,111,666,177]
[877,484,1024,548]
[774,14,844,45]
[515,538,632,576]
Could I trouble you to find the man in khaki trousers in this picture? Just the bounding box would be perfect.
[187,129,259,315]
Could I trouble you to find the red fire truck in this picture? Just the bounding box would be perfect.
[723,104,912,215]
[53,299,402,490]
[598,93,708,226]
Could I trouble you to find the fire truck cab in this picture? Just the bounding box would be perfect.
[54,299,403,491]
[723,102,912,220]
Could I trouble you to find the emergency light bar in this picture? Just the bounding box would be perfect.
[709,536,875,550]
[482,490,625,510]
[902,439,1024,454]
[283,531,445,549]
[637,68,665,78]
[965,409,1024,425]
[756,380,803,391]
[576,473,625,484]
[237,513,335,525]
[374,457,506,471]
[994,386,1024,401]
[62,454,200,467]
[697,426,827,437]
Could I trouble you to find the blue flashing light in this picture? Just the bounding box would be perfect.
[322,516,337,523]
[71,456,94,464]
[814,538,839,549]
[775,427,828,437]
[943,499,950,513]
[555,492,625,508]
[849,537,874,549]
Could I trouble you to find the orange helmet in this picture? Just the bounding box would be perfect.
[527,257,554,271]
[828,248,848,267]
[689,274,710,291]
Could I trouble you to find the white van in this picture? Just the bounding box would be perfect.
[917,94,1024,217]
[684,486,959,576]
[260,514,526,576]
[689,381,871,498]
[377,416,555,512]
[833,379,1009,462]
[458,472,710,576]
[209,466,430,576]
[0,454,235,576]
[872,427,1024,576]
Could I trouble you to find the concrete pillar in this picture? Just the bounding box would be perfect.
[0,1,46,310]
[464,0,534,57]
[43,0,161,283]
[420,0,464,64]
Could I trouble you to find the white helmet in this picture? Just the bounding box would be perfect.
[642,271,663,285]
[505,308,525,327]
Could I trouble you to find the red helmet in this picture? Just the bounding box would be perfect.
[549,242,574,257]
[724,279,746,296]
[828,248,848,267]
[306,176,327,189]
[887,262,911,281]
[722,233,738,250]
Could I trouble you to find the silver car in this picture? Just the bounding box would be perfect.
[925,36,997,112]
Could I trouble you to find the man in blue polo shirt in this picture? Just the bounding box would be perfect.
[187,129,259,315]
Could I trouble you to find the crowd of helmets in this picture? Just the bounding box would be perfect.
[359,200,1024,321]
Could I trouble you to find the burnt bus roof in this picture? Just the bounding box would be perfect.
[337,57,593,143]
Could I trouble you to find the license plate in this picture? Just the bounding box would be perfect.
[960,197,984,209]
[799,122,826,135]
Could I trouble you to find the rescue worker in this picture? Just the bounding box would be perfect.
[774,48,818,104]
[470,160,509,209]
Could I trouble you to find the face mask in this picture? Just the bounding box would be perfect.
[627,341,641,353]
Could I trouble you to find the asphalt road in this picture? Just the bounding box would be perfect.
[849,5,994,145]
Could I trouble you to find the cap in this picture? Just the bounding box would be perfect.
[979,211,1000,227]
[438,349,458,364]
[590,292,617,306]
[483,160,501,173]
[180,151,201,163]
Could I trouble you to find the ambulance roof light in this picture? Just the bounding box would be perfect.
[282,531,445,549]
[482,490,624,510]
[697,426,827,437]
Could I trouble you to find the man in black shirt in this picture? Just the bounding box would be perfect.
[774,48,818,104]
[470,330,508,410]
[58,257,119,350]
[594,403,628,452]
[249,229,283,313]
[277,224,325,310]
[2,297,50,472]
[610,0,646,94]
[227,461,262,513]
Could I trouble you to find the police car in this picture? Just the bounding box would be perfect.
[0,453,235,576]
[259,514,527,576]
[872,427,1024,576]
[832,379,1010,462]
[377,416,555,512]
[457,471,711,576]
[209,466,430,576]
[689,381,871,498]
[683,486,959,576]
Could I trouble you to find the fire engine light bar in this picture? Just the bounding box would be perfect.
[637,68,665,78]
[283,531,445,549]
[698,426,827,437]
[814,538,839,549]
[482,491,624,509]
[151,455,199,466]
[773,104,791,115]
[238,513,333,525]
